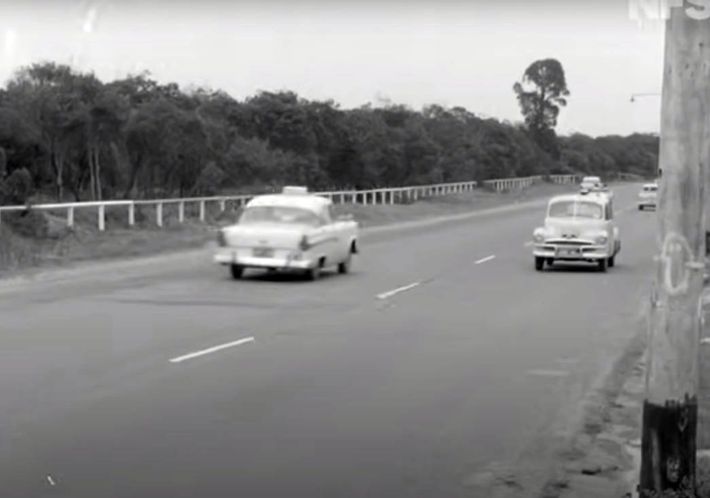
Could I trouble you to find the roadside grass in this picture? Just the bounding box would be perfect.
[0,182,578,277]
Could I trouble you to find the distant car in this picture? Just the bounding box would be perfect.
[214,186,359,280]
[580,176,601,190]
[637,183,658,210]
[532,191,620,272]
[579,176,613,197]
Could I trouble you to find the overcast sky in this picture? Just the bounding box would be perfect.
[0,0,665,137]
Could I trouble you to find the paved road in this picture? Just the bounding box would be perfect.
[0,184,656,498]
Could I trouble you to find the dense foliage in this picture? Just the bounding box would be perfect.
[0,62,659,204]
[513,58,570,159]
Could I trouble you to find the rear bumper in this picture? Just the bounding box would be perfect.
[214,248,316,270]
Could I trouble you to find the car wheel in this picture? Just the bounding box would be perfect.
[338,254,351,274]
[230,264,244,280]
[608,255,615,268]
[535,257,545,272]
[598,258,608,272]
[546,258,554,266]
[306,265,321,281]
[638,205,644,211]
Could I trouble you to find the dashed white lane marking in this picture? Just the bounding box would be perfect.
[169,337,255,364]
[377,282,421,300]
[47,476,56,486]
[526,369,570,378]
[475,255,496,265]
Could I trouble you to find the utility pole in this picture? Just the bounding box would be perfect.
[639,3,710,496]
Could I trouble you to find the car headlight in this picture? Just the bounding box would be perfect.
[533,228,546,243]
[594,235,608,245]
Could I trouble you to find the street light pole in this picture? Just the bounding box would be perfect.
[638,4,709,496]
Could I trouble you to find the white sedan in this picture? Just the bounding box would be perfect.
[214,186,359,281]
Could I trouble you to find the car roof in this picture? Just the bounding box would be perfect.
[246,193,331,212]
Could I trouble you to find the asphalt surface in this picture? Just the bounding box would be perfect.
[0,184,656,498]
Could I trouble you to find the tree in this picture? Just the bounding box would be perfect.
[513,58,570,159]
[0,146,6,178]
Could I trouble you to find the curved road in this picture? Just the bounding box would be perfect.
[0,184,655,498]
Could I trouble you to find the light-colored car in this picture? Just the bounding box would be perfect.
[214,186,359,280]
[580,176,601,191]
[637,183,658,210]
[579,176,613,198]
[532,191,620,272]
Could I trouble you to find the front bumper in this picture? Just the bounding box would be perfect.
[213,248,317,270]
[533,243,610,260]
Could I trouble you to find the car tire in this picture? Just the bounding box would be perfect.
[608,255,615,268]
[230,264,244,280]
[306,265,321,281]
[638,205,644,211]
[598,258,608,272]
[338,254,351,274]
[535,257,545,272]
[546,258,554,266]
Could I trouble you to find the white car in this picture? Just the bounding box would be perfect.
[637,183,658,210]
[532,191,620,272]
[580,176,601,191]
[214,186,359,280]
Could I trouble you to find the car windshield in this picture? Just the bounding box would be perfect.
[548,200,604,219]
[239,206,322,226]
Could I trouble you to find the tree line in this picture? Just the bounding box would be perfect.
[0,61,659,205]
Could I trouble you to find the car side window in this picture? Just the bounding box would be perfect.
[320,206,333,225]
[606,203,613,220]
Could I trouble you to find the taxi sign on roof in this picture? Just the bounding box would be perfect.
[282,186,309,195]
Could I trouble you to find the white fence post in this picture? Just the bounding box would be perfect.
[67,207,74,228]
[156,203,163,227]
[178,201,185,223]
[128,203,135,227]
[98,204,105,232]
[199,200,205,222]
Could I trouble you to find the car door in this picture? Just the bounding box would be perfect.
[315,206,341,264]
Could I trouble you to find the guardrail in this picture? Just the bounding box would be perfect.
[0,174,580,232]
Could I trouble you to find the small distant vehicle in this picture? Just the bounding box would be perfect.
[637,183,658,210]
[580,175,613,199]
[532,191,620,272]
[214,186,359,281]
[580,176,601,190]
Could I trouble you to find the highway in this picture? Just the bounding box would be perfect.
[0,183,655,498]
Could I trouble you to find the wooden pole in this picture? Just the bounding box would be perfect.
[639,5,709,496]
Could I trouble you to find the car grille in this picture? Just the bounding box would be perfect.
[544,239,594,246]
